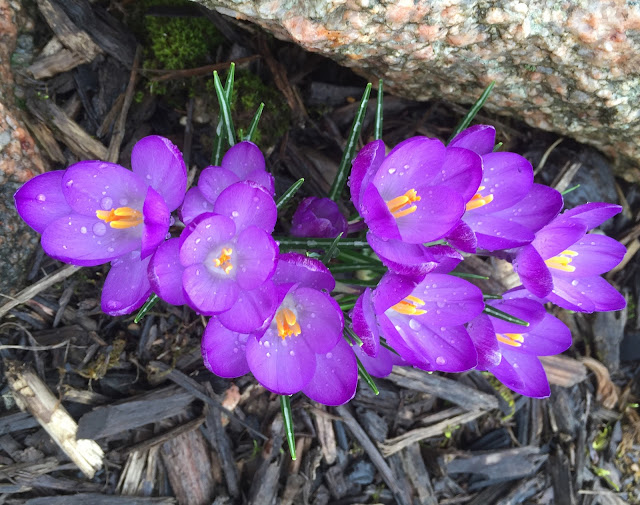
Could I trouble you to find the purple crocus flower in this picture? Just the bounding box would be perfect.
[202,253,357,406]
[511,202,626,312]
[446,125,562,252]
[349,137,482,274]
[14,136,187,315]
[351,270,484,372]
[150,181,279,331]
[467,292,572,398]
[180,141,275,225]
[291,197,348,238]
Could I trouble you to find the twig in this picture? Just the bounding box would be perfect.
[147,56,258,82]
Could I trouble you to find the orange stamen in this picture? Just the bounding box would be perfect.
[96,207,143,229]
[496,333,525,347]
[213,248,233,274]
[276,308,301,339]
[545,250,578,273]
[465,186,494,211]
[386,189,421,219]
[391,295,427,315]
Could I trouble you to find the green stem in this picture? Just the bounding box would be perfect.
[274,237,369,249]
[374,79,383,140]
[447,81,495,143]
[134,293,159,323]
[280,395,296,460]
[483,305,529,326]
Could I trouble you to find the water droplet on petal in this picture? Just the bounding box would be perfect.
[36,193,46,202]
[263,341,270,348]
[326,352,333,359]
[107,246,115,253]
[80,226,87,234]
[92,222,107,236]
[195,238,201,244]
[435,356,446,366]
[119,198,128,206]
[66,179,74,187]
[409,319,420,331]
[571,280,579,286]
[233,347,238,353]
[388,168,396,174]
[266,352,271,358]
[231,211,239,217]
[100,196,113,210]
[289,350,295,356]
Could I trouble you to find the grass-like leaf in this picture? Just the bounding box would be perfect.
[328,83,372,201]
[275,237,369,250]
[134,293,159,324]
[356,354,379,395]
[321,232,343,264]
[211,64,235,165]
[483,304,529,326]
[447,81,495,143]
[561,184,581,195]
[329,264,387,274]
[280,395,296,460]
[374,79,383,140]
[213,69,236,147]
[450,271,490,280]
[245,102,265,142]
[275,178,304,211]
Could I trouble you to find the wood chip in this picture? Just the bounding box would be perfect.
[4,361,104,478]
[540,354,588,388]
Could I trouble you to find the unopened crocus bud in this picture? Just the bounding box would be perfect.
[291,197,348,238]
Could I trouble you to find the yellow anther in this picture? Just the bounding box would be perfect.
[96,207,143,229]
[386,189,421,219]
[496,333,524,347]
[545,249,578,273]
[276,308,301,339]
[465,186,494,211]
[213,248,233,274]
[391,295,427,316]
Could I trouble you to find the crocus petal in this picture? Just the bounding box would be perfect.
[516,313,572,356]
[179,214,235,266]
[148,238,186,306]
[234,226,278,290]
[201,319,250,378]
[552,234,625,278]
[182,264,239,314]
[394,185,465,244]
[446,220,477,254]
[179,187,214,226]
[291,197,348,238]
[353,344,396,378]
[351,289,380,357]
[295,287,344,353]
[350,139,386,210]
[221,141,266,179]
[373,137,445,198]
[101,251,152,316]
[488,298,547,336]
[466,214,535,251]
[547,276,624,313]
[131,136,187,211]
[197,166,239,205]
[366,233,441,277]
[41,213,139,267]
[141,186,170,259]
[562,202,622,231]
[272,252,335,291]
[491,184,563,233]
[472,152,533,214]
[14,171,72,233]
[512,245,554,298]
[448,124,496,155]
[531,217,587,259]
[431,147,482,202]
[303,339,358,406]
[467,314,501,369]
[372,272,418,313]
[218,281,279,333]
[490,350,550,398]
[62,161,147,216]
[214,181,277,233]
[360,184,401,241]
[246,327,316,395]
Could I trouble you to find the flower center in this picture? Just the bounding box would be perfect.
[213,248,234,274]
[96,207,143,229]
[391,295,427,315]
[496,332,524,347]
[544,249,578,272]
[275,307,301,339]
[465,186,494,211]
[386,189,421,219]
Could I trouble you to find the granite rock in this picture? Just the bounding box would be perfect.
[196,0,640,179]
[0,0,46,297]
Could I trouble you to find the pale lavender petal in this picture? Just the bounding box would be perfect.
[490,350,550,398]
[131,136,187,211]
[246,327,316,395]
[562,202,622,231]
[179,215,235,267]
[465,214,535,251]
[41,213,139,266]
[148,238,186,306]
[101,251,152,316]
[377,313,426,366]
[272,252,335,291]
[512,245,554,298]
[431,147,482,201]
[351,289,380,357]
[182,264,239,314]
[198,166,239,204]
[303,339,358,405]
[353,344,396,378]
[472,152,533,214]
[221,141,266,179]
[466,314,501,369]
[202,319,250,378]
[373,137,445,199]
[517,313,572,356]
[350,139,386,210]
[446,220,477,254]
[214,181,277,233]
[141,187,170,259]
[548,276,624,312]
[531,217,587,259]
[218,281,278,333]
[234,226,278,290]
[491,184,563,233]
[295,287,343,353]
[14,171,72,233]
[448,124,496,155]
[552,234,625,278]
[372,272,417,313]
[62,161,147,216]
[367,233,441,277]
[488,297,547,334]
[179,187,214,226]
[246,170,275,195]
